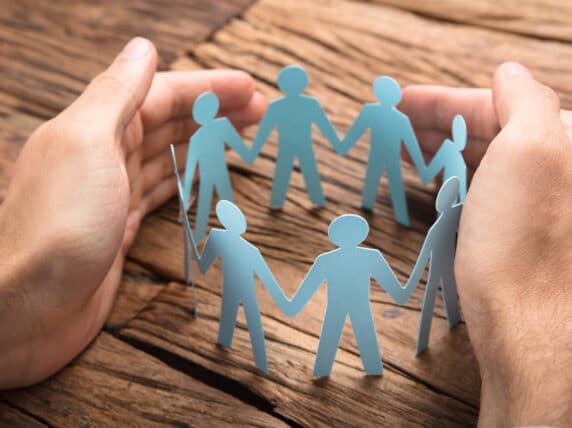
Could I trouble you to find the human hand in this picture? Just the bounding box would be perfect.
[0,37,266,389]
[403,63,572,425]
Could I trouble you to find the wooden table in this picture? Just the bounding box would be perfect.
[1,1,571,426]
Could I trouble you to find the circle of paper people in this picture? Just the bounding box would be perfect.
[170,64,467,377]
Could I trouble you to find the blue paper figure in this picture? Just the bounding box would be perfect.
[183,92,252,241]
[184,199,290,373]
[421,115,468,202]
[339,76,426,227]
[404,177,463,355]
[171,145,198,318]
[247,65,342,208]
[284,214,409,377]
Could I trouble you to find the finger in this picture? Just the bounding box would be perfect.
[493,62,562,132]
[400,86,499,142]
[68,37,157,136]
[141,141,187,195]
[141,176,178,216]
[142,91,267,160]
[140,69,258,131]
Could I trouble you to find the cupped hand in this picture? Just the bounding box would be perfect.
[402,64,572,426]
[0,37,266,389]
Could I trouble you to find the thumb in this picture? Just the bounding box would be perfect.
[70,37,157,134]
[493,62,561,130]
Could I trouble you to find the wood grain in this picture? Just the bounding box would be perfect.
[1,333,287,427]
[0,0,255,119]
[2,0,572,426]
[120,280,478,427]
[370,0,572,43]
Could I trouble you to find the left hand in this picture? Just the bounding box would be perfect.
[0,37,266,389]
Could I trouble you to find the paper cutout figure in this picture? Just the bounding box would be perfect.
[421,115,468,202]
[171,145,198,318]
[183,92,251,241]
[184,199,290,373]
[339,76,426,227]
[404,177,463,355]
[284,214,409,377]
[247,65,341,208]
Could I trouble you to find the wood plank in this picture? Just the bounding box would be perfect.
[0,0,255,119]
[120,0,572,423]
[119,279,478,427]
[127,168,480,407]
[105,261,166,330]
[369,0,572,43]
[0,403,48,427]
[1,333,287,427]
[178,0,572,109]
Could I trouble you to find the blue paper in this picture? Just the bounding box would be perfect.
[182,92,252,241]
[339,76,426,227]
[181,198,290,373]
[247,65,342,208]
[403,177,463,355]
[421,114,467,202]
[284,214,409,377]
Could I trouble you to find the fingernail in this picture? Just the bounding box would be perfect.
[500,61,530,76]
[118,37,150,60]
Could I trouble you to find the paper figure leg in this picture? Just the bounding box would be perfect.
[416,271,439,355]
[458,172,467,203]
[214,170,234,203]
[270,154,295,208]
[313,310,347,377]
[194,181,214,242]
[441,270,461,328]
[361,163,384,211]
[242,297,268,373]
[350,309,383,375]
[217,295,240,349]
[298,151,325,206]
[386,164,410,227]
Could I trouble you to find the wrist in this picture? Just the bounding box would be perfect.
[477,317,572,427]
[0,202,63,389]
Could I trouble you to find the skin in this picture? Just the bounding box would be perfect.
[0,35,569,425]
[0,38,266,389]
[401,62,572,426]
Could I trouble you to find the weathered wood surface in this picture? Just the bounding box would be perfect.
[370,0,572,43]
[0,0,254,120]
[2,0,572,426]
[1,333,287,427]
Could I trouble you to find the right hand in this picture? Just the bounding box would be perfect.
[401,63,572,426]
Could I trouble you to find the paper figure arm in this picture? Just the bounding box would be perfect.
[422,143,448,185]
[223,120,251,161]
[339,107,369,155]
[402,117,426,177]
[286,256,325,317]
[247,107,277,163]
[254,252,291,313]
[182,138,199,210]
[402,237,431,304]
[370,250,409,305]
[313,101,342,153]
[196,232,218,275]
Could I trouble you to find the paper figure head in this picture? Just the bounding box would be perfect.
[436,177,461,213]
[193,92,220,125]
[328,214,369,247]
[373,76,402,106]
[277,65,308,95]
[216,200,247,234]
[452,114,467,151]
